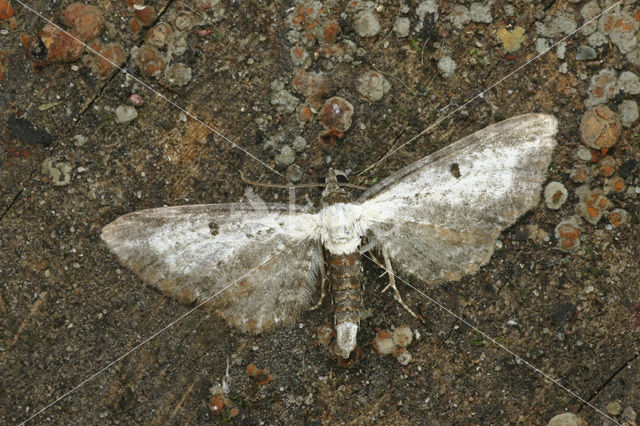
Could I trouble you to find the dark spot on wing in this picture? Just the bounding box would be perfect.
[209,222,219,236]
[450,162,461,178]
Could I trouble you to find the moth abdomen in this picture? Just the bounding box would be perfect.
[327,252,363,357]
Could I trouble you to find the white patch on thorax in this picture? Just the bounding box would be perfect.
[320,203,364,254]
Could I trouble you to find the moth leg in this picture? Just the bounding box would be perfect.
[381,248,422,322]
[310,245,327,311]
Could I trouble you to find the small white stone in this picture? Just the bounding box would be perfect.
[449,5,470,29]
[588,31,607,48]
[618,100,639,127]
[115,105,138,123]
[396,350,412,366]
[354,9,381,37]
[437,56,456,78]
[469,3,491,23]
[575,146,592,162]
[556,42,566,59]
[357,71,391,101]
[618,71,640,94]
[392,325,413,347]
[394,17,410,37]
[373,334,396,356]
[547,412,586,426]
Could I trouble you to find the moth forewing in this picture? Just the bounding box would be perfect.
[357,113,557,286]
[101,204,324,333]
[101,114,557,359]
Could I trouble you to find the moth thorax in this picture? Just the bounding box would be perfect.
[327,251,363,358]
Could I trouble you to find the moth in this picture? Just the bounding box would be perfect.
[101,113,557,358]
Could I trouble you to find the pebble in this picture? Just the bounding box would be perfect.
[469,3,492,23]
[129,94,144,106]
[535,11,577,38]
[449,6,470,30]
[608,208,629,227]
[619,159,638,178]
[357,71,390,102]
[39,24,84,62]
[535,38,553,55]
[73,134,87,147]
[598,12,638,54]
[605,400,622,416]
[134,5,156,27]
[585,69,619,107]
[210,393,224,414]
[618,71,640,95]
[489,23,528,58]
[544,181,568,210]
[271,88,300,115]
[393,17,410,38]
[556,42,566,60]
[316,326,333,347]
[275,145,295,168]
[437,56,456,78]
[575,45,596,61]
[173,13,194,31]
[115,105,137,123]
[569,165,592,184]
[416,0,438,21]
[392,325,413,347]
[246,363,271,385]
[286,163,303,183]
[395,349,412,366]
[290,46,311,68]
[319,97,354,131]
[555,216,582,251]
[90,42,126,80]
[587,31,607,48]
[292,70,329,108]
[0,0,14,20]
[41,157,73,186]
[167,33,187,56]
[146,22,173,48]
[575,146,593,162]
[622,406,637,423]
[354,9,380,38]
[372,331,395,356]
[579,105,621,150]
[292,135,307,152]
[580,1,600,36]
[547,412,586,426]
[558,62,568,74]
[165,63,192,87]
[598,155,616,177]
[577,188,611,225]
[62,2,104,41]
[618,99,639,127]
[132,45,165,77]
[604,176,626,194]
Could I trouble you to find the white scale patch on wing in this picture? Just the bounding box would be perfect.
[355,114,558,283]
[101,204,322,333]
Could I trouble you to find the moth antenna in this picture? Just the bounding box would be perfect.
[240,170,323,189]
[239,171,367,190]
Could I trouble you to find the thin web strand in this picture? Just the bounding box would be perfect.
[12,0,282,178]
[361,252,621,425]
[358,0,624,176]
[13,1,624,424]
[17,231,314,425]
